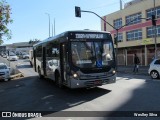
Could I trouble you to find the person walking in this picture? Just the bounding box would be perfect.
[133,54,140,73]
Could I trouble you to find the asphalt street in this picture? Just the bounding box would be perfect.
[0,58,160,120]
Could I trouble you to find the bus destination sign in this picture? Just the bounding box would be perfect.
[75,33,104,39]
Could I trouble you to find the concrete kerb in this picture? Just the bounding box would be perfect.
[117,65,149,75]
[10,73,24,79]
[10,68,24,80]
[117,70,149,75]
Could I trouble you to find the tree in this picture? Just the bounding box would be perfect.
[0,0,13,45]
[29,39,40,46]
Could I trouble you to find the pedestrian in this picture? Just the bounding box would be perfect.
[133,54,140,73]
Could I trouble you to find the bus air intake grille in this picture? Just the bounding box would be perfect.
[80,75,107,80]
[0,72,5,75]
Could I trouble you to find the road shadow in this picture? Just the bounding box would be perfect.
[105,75,160,120]
[22,59,30,62]
[0,75,111,117]
[17,64,32,69]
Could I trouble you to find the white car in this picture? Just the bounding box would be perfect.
[148,59,160,79]
[0,63,11,81]
[2,53,7,58]
[7,54,18,61]
[22,53,29,59]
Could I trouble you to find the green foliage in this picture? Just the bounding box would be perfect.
[0,0,12,44]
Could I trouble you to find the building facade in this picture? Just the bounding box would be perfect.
[101,0,160,66]
[0,42,33,54]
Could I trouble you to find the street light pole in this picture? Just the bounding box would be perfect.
[52,18,56,37]
[45,13,51,38]
[54,18,56,36]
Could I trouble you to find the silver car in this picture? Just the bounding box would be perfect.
[7,54,18,61]
[148,59,160,79]
[0,63,11,81]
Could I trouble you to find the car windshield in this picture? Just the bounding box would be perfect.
[71,40,114,68]
[0,64,7,69]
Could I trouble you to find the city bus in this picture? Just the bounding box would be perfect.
[33,30,116,88]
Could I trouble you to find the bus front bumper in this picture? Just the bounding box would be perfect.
[70,74,116,89]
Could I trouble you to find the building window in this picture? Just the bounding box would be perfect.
[114,18,122,29]
[114,33,123,42]
[146,6,160,19]
[147,25,160,38]
[126,13,142,26]
[126,29,142,41]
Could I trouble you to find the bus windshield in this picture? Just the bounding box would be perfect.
[71,40,114,68]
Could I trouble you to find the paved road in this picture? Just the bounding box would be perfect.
[0,59,160,120]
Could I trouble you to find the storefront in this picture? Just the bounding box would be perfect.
[117,44,160,66]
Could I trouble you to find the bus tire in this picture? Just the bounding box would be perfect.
[38,67,43,79]
[55,72,63,88]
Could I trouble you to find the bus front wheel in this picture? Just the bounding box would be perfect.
[55,73,63,88]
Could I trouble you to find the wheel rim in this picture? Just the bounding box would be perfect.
[151,71,158,79]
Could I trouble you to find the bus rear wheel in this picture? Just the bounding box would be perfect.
[38,67,43,79]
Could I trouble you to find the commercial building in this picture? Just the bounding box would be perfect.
[101,0,160,66]
[0,42,33,54]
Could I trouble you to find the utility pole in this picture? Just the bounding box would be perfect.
[52,24,53,37]
[153,0,157,59]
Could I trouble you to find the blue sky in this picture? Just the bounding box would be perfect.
[4,0,131,44]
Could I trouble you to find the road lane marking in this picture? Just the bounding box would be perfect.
[41,95,54,100]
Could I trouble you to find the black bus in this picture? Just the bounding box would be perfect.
[33,30,116,88]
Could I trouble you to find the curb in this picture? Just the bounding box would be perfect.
[10,73,24,79]
[117,71,149,76]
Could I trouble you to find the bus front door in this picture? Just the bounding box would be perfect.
[42,47,46,76]
[60,43,67,84]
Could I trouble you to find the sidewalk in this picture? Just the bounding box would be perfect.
[117,65,149,75]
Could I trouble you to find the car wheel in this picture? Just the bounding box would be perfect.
[4,79,9,82]
[150,71,159,79]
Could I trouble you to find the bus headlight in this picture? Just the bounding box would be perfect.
[73,73,79,80]
[73,73,78,78]
[112,70,116,74]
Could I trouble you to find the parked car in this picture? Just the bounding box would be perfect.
[0,63,11,81]
[2,53,7,58]
[16,52,29,59]
[7,54,18,61]
[22,52,29,59]
[148,59,160,79]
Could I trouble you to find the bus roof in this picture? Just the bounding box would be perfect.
[33,30,111,47]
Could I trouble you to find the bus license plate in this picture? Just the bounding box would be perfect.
[94,80,102,85]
